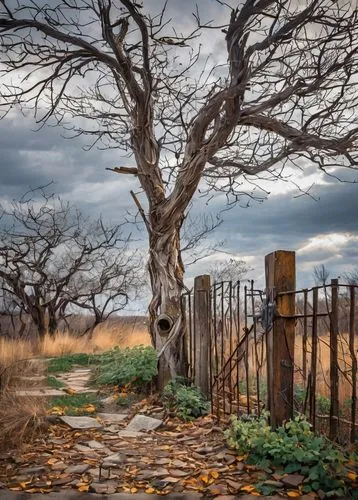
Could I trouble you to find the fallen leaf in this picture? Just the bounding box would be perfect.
[64,387,77,395]
[130,487,138,493]
[210,470,219,479]
[287,491,301,497]
[226,479,242,491]
[83,404,97,413]
[145,487,155,494]
[77,483,90,492]
[47,458,59,465]
[48,406,64,416]
[19,481,31,489]
[240,485,256,493]
[347,471,357,482]
[201,475,209,484]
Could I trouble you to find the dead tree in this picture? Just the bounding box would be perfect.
[1,1,358,385]
[0,190,141,339]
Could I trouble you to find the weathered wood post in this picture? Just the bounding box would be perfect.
[265,250,296,428]
[193,274,211,397]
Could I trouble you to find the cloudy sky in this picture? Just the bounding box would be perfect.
[0,0,358,312]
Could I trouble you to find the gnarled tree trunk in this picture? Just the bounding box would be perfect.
[147,216,188,390]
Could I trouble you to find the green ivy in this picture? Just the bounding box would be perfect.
[162,377,210,421]
[225,412,356,497]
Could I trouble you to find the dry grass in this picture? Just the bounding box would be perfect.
[0,321,151,363]
[294,333,355,403]
[0,347,48,452]
[0,320,150,452]
[0,391,47,452]
[39,323,151,357]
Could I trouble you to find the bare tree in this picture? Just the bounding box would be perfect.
[313,264,330,286]
[344,269,358,286]
[210,257,252,284]
[1,1,358,384]
[0,190,141,340]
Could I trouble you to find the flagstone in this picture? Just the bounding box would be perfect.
[60,416,102,429]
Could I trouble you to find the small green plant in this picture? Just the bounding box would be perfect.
[225,413,354,497]
[47,352,100,373]
[162,377,210,421]
[48,393,100,415]
[46,375,65,389]
[93,345,157,389]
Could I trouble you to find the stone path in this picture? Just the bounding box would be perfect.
[0,406,313,498]
[56,368,97,394]
[15,365,96,397]
[3,364,322,498]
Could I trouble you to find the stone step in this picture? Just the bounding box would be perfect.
[14,375,46,382]
[15,389,65,397]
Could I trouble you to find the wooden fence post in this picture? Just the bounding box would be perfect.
[193,274,211,397]
[265,250,296,428]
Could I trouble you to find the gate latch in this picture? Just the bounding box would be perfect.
[260,298,275,332]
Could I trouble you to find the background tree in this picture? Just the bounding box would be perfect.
[209,257,252,284]
[1,0,358,384]
[313,264,330,286]
[344,269,358,286]
[0,190,141,340]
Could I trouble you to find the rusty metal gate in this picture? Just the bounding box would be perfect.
[182,270,358,444]
[182,279,269,421]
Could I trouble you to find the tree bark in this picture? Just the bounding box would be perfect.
[48,305,58,337]
[147,217,188,390]
[32,308,46,340]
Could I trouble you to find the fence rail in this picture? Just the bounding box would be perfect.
[182,250,358,444]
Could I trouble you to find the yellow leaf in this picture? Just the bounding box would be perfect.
[49,406,64,416]
[251,493,261,496]
[64,387,77,395]
[210,470,219,479]
[236,454,247,462]
[19,482,31,489]
[200,475,209,484]
[47,457,58,465]
[145,487,155,494]
[347,471,357,482]
[241,485,256,493]
[287,491,301,497]
[84,404,96,413]
[77,484,90,492]
[130,487,138,493]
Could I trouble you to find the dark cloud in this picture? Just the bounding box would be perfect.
[1,113,358,297]
[185,180,358,288]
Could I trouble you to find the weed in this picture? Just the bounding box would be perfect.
[162,377,210,421]
[93,345,157,389]
[47,352,100,373]
[226,412,356,497]
[46,376,66,389]
[48,393,100,415]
